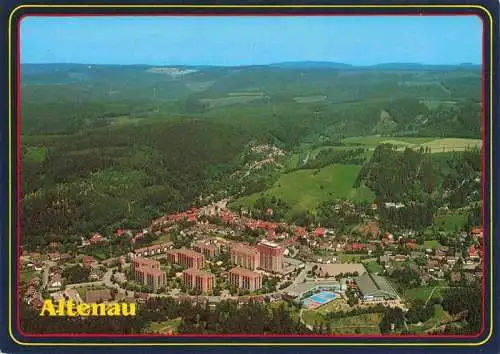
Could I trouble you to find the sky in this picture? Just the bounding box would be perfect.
[20,16,482,66]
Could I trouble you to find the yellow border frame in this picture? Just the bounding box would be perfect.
[8,4,494,347]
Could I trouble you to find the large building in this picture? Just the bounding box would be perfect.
[354,273,398,301]
[228,267,263,291]
[183,268,215,293]
[256,240,283,273]
[133,242,173,258]
[132,257,166,291]
[230,244,260,270]
[192,240,220,258]
[167,249,205,269]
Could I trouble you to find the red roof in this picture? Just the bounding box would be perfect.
[266,208,274,215]
[350,243,367,251]
[295,227,307,237]
[314,228,325,237]
[468,245,478,257]
[471,227,483,236]
[115,229,125,236]
[406,241,417,249]
[82,255,95,264]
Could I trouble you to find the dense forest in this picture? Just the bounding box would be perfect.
[20,63,482,250]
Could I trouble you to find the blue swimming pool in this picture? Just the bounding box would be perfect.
[303,291,338,308]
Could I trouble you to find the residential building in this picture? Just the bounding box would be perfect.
[167,249,205,269]
[256,240,283,273]
[228,267,262,291]
[133,242,173,258]
[132,257,166,290]
[193,240,220,258]
[183,268,215,293]
[230,244,260,270]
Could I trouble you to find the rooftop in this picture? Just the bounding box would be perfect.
[229,267,262,278]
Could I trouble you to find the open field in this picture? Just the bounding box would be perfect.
[403,283,447,303]
[329,313,383,334]
[342,135,481,153]
[420,99,458,110]
[146,318,183,334]
[364,260,384,274]
[234,164,373,213]
[433,212,468,232]
[421,240,442,249]
[185,80,215,92]
[293,95,327,103]
[420,138,482,153]
[20,270,39,283]
[200,94,264,108]
[23,146,48,163]
[342,135,435,146]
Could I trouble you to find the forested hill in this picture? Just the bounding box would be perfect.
[20,63,482,250]
[21,119,250,249]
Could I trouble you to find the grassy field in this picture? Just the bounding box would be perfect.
[329,313,383,334]
[342,135,435,146]
[303,307,383,335]
[421,240,442,249]
[294,95,327,104]
[20,270,39,284]
[404,283,448,303]
[433,211,468,232]
[200,94,263,108]
[420,100,457,110]
[421,138,482,153]
[23,146,48,163]
[364,261,384,274]
[342,135,481,153]
[146,318,183,334]
[234,164,373,213]
[185,80,215,92]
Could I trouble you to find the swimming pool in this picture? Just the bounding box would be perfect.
[302,291,338,308]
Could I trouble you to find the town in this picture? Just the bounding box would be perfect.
[21,197,483,334]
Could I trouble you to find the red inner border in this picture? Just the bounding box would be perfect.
[14,11,489,340]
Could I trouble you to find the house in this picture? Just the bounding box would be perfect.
[48,273,62,291]
[314,228,325,237]
[471,227,483,239]
[406,241,417,249]
[30,297,44,310]
[468,245,480,259]
[436,269,445,278]
[60,253,72,261]
[436,246,449,257]
[421,273,432,286]
[48,252,61,261]
[89,233,105,245]
[28,277,41,287]
[394,255,407,262]
[446,257,458,266]
[82,255,96,268]
[427,259,440,271]
[49,242,62,249]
